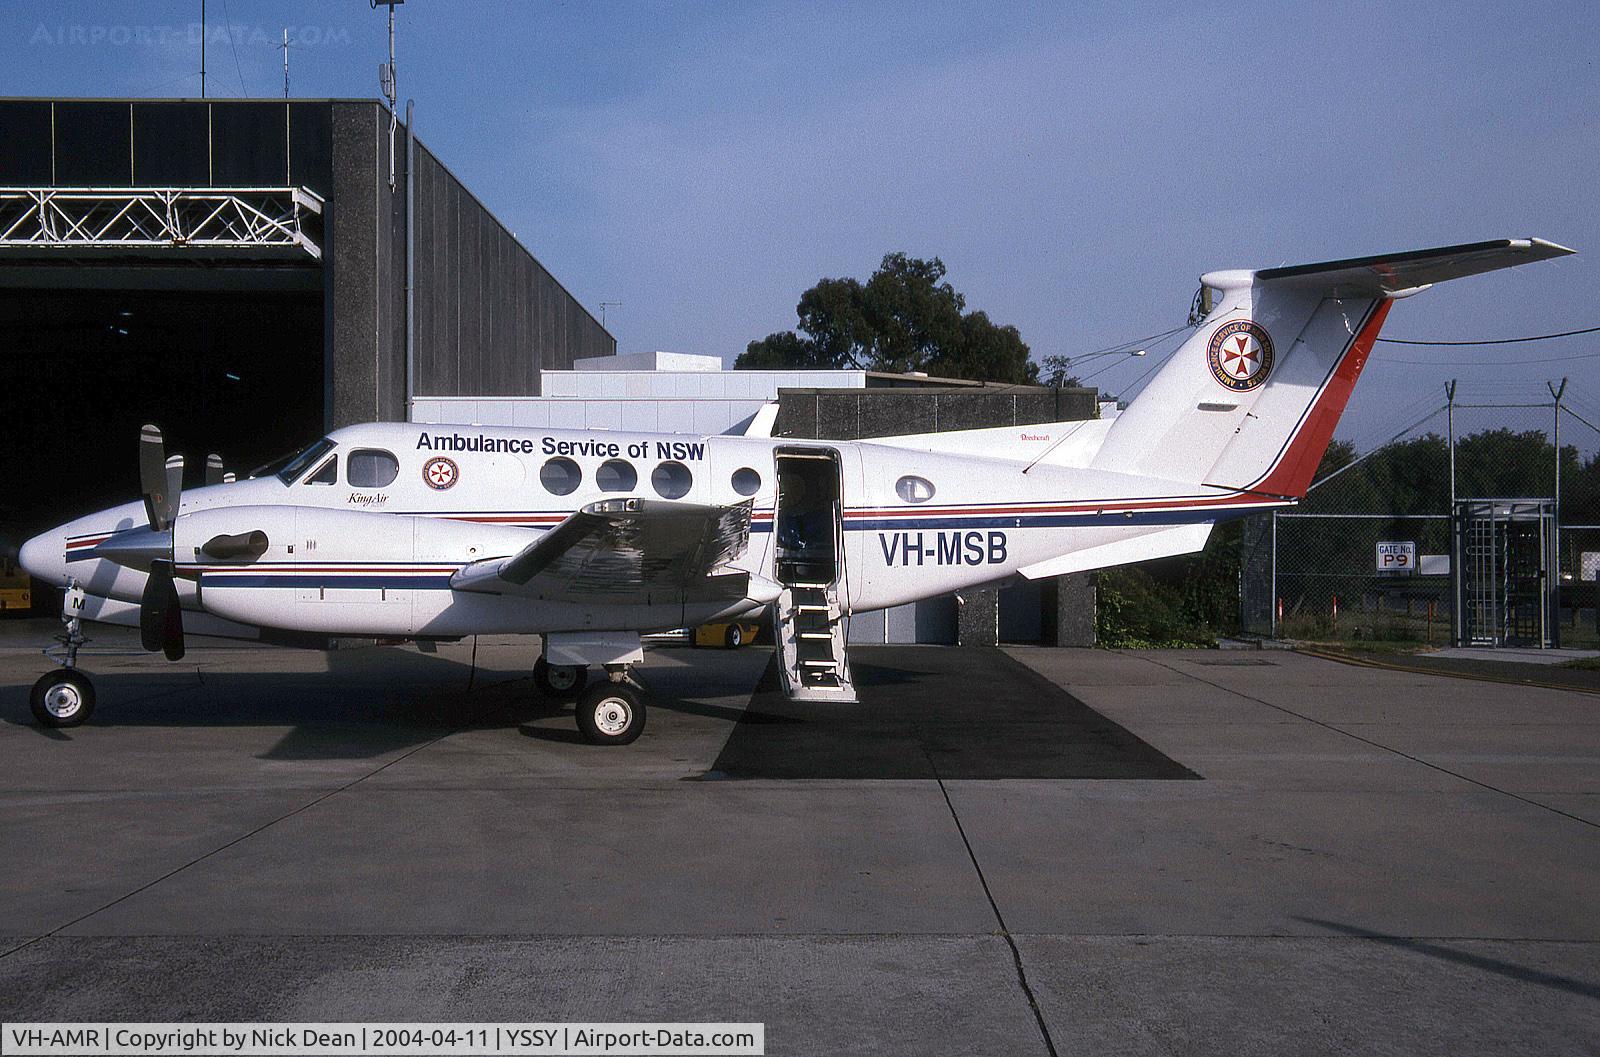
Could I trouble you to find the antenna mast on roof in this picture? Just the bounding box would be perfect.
[279,29,293,98]
[373,0,403,190]
[200,0,207,98]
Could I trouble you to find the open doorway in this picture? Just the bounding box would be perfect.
[773,448,842,588]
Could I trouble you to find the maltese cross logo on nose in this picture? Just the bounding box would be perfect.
[423,456,459,490]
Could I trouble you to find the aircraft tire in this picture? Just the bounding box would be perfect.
[534,657,588,699]
[575,682,645,746]
[31,670,95,728]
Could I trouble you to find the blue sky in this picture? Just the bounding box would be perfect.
[5,0,1598,449]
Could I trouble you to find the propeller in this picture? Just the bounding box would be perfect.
[140,559,185,661]
[139,424,183,532]
[101,426,264,662]
[133,424,186,660]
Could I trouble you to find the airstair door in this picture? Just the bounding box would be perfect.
[771,447,856,702]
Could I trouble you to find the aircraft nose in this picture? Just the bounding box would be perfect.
[19,529,67,588]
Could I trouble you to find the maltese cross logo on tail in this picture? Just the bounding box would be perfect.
[1206,319,1274,392]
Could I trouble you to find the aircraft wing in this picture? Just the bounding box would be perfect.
[450,497,755,603]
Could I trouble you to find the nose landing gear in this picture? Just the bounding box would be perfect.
[32,581,96,728]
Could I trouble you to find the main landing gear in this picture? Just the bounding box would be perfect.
[533,633,649,746]
[533,655,589,698]
[32,581,96,728]
[574,677,646,746]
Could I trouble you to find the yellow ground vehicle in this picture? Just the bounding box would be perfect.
[693,621,761,649]
[0,553,30,612]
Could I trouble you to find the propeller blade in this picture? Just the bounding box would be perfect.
[139,560,185,661]
[205,453,225,487]
[165,453,184,514]
[139,561,169,652]
[163,589,186,662]
[139,424,174,531]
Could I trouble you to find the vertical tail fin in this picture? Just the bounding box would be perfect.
[1090,238,1573,499]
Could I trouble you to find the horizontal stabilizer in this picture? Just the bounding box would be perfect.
[1239,238,1574,297]
[1018,523,1213,580]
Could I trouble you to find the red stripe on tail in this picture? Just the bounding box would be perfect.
[1251,298,1392,499]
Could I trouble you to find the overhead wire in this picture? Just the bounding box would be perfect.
[1308,405,1446,494]
[221,0,250,97]
[1376,324,1600,346]
[1375,348,1600,366]
[1098,324,1195,396]
[1562,405,1600,440]
[1053,323,1195,385]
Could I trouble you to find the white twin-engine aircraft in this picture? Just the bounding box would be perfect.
[20,238,1572,742]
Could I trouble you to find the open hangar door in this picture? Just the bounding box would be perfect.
[1,284,323,610]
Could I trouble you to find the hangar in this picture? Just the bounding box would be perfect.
[1,97,1096,643]
[0,97,614,548]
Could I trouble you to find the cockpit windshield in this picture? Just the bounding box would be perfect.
[252,438,338,484]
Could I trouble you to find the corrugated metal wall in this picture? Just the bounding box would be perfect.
[324,101,615,427]
[409,137,613,399]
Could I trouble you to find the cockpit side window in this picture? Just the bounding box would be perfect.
[271,438,337,484]
[304,456,338,486]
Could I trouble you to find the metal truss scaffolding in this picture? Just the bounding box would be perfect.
[0,187,324,260]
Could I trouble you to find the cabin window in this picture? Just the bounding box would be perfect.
[304,456,338,486]
[347,449,399,488]
[652,460,692,499]
[540,457,582,496]
[731,467,761,496]
[895,475,935,503]
[596,459,638,492]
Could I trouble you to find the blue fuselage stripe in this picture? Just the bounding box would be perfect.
[201,574,455,590]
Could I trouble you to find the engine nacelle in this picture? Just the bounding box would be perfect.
[174,505,534,635]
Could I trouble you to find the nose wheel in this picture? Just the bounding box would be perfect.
[30,669,95,728]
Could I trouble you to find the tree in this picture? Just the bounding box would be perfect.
[737,253,1039,383]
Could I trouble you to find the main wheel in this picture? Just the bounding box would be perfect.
[30,670,95,728]
[724,624,744,649]
[575,682,646,745]
[534,656,588,699]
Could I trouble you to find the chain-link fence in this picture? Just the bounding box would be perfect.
[1242,382,1600,647]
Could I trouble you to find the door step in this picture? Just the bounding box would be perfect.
[773,583,856,703]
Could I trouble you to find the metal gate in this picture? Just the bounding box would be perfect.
[1454,499,1556,647]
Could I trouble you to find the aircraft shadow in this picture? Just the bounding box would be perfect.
[0,645,560,761]
[0,642,768,762]
[1295,916,1600,1000]
[700,645,1200,781]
